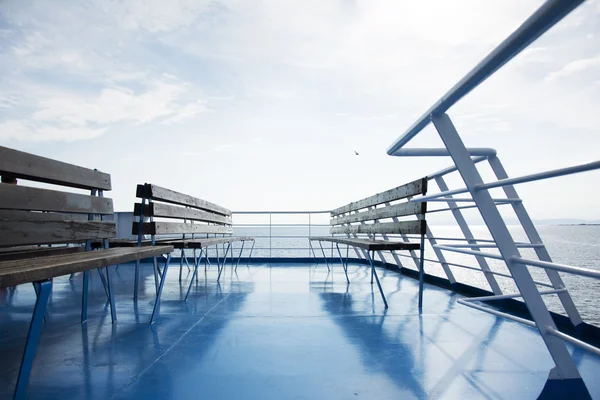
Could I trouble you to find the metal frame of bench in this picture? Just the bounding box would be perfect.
[0,146,173,399]
[310,177,428,309]
[132,183,254,322]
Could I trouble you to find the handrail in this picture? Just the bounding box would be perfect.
[386,0,584,154]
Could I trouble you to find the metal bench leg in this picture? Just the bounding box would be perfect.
[185,249,204,301]
[150,254,172,324]
[345,245,350,279]
[247,240,255,264]
[309,240,319,265]
[217,243,231,282]
[184,252,191,270]
[105,267,117,323]
[179,249,184,281]
[81,270,89,322]
[153,257,160,293]
[367,251,388,308]
[134,259,140,301]
[14,279,52,400]
[96,268,109,298]
[215,244,221,275]
[235,241,245,271]
[335,243,350,284]
[318,241,330,271]
[418,234,426,309]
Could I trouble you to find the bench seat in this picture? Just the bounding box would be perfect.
[104,236,254,249]
[171,236,254,249]
[308,236,420,251]
[0,246,85,262]
[0,245,173,288]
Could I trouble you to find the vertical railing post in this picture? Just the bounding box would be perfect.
[269,213,272,259]
[308,213,311,258]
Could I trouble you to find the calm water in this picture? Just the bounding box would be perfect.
[216,224,600,326]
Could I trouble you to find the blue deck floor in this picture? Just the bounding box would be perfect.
[1,262,599,399]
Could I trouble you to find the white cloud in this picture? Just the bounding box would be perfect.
[0,120,105,142]
[545,56,600,81]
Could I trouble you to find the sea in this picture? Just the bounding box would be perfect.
[224,224,600,327]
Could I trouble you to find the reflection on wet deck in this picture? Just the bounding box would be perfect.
[1,262,599,399]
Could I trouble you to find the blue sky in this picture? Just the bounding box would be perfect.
[1,0,599,220]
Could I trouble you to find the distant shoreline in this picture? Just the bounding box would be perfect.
[557,224,600,226]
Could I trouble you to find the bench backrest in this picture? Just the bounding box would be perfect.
[0,146,116,248]
[132,184,232,238]
[329,177,427,236]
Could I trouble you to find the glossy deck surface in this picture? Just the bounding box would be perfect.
[1,262,599,399]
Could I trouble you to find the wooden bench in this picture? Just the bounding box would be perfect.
[0,146,173,399]
[309,177,428,309]
[130,183,254,322]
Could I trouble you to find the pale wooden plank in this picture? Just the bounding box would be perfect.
[0,221,116,247]
[0,184,113,214]
[136,184,230,216]
[330,220,425,235]
[0,246,84,262]
[172,236,254,248]
[309,236,421,251]
[0,211,89,222]
[132,222,232,236]
[134,202,231,225]
[331,202,426,226]
[330,178,427,216]
[0,245,173,288]
[0,146,111,190]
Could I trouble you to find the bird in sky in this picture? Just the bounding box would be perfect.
[354,150,359,155]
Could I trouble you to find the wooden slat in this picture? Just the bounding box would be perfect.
[309,236,421,251]
[0,246,84,262]
[331,202,426,226]
[132,222,232,236]
[136,184,230,216]
[134,202,231,225]
[0,245,173,288]
[331,178,427,216]
[0,146,111,190]
[0,184,113,214]
[172,236,254,249]
[0,221,116,247]
[0,210,89,222]
[330,220,425,235]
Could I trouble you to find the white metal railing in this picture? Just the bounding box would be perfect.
[382,0,598,394]
[229,211,332,258]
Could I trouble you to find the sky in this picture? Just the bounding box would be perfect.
[1,0,599,221]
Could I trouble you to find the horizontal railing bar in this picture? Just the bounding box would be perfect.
[234,224,329,227]
[462,288,566,302]
[427,203,514,214]
[232,236,319,238]
[391,148,497,157]
[386,0,584,154]
[403,235,498,243]
[434,245,504,260]
[412,198,521,203]
[457,298,537,327]
[392,252,553,287]
[232,211,331,214]
[512,256,600,280]
[446,243,544,249]
[547,328,600,358]
[410,188,470,202]
[428,156,489,180]
[474,160,600,191]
